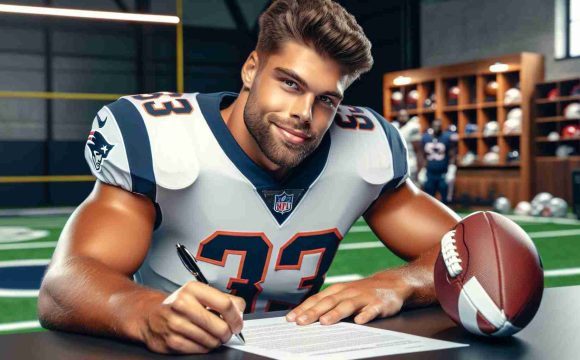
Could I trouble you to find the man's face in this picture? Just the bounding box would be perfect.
[243,41,347,168]
[432,119,442,135]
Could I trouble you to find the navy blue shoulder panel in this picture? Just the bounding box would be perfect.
[106,98,157,203]
[364,107,408,193]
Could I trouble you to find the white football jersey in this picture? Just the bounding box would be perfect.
[84,92,408,313]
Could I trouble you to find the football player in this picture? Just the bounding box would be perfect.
[38,0,459,355]
[393,111,422,182]
[417,118,458,204]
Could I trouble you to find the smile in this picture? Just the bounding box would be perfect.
[273,123,310,145]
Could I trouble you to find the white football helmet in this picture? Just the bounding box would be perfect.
[564,103,580,120]
[556,144,575,158]
[547,131,560,141]
[504,88,521,105]
[514,201,532,216]
[461,151,476,166]
[503,117,521,134]
[483,151,499,164]
[546,197,568,218]
[507,108,522,121]
[483,121,499,136]
[493,197,512,214]
[532,192,553,207]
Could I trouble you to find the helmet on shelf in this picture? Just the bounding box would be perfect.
[503,117,521,135]
[506,150,520,162]
[483,151,500,164]
[424,92,436,109]
[483,121,499,136]
[504,88,521,105]
[547,131,560,141]
[547,88,559,100]
[407,89,419,108]
[461,151,477,166]
[391,91,403,108]
[556,144,575,158]
[564,103,580,120]
[561,124,580,139]
[465,123,479,134]
[448,86,460,105]
[485,80,498,97]
[507,107,522,121]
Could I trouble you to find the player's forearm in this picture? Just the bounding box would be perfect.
[38,255,166,342]
[371,244,440,308]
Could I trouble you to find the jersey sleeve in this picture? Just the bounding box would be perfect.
[84,98,157,202]
[364,107,409,193]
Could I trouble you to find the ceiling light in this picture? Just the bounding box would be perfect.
[393,76,412,86]
[0,4,179,24]
[489,62,509,73]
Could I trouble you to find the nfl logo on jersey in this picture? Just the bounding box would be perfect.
[274,192,294,214]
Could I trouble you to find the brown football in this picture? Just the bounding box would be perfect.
[434,211,544,336]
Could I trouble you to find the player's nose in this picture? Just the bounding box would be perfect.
[289,93,314,124]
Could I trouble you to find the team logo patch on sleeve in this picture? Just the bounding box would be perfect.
[273,191,294,214]
[86,130,115,172]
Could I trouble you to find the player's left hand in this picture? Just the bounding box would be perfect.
[444,164,457,184]
[285,274,412,326]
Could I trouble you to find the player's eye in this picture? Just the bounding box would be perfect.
[283,79,299,90]
[319,95,335,108]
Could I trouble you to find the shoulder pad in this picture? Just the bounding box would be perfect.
[84,95,200,202]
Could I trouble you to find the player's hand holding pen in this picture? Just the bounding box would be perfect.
[133,244,245,354]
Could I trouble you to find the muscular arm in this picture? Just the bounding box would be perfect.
[363,179,460,308]
[37,181,163,341]
[39,181,245,354]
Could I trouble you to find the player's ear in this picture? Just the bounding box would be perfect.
[241,50,260,90]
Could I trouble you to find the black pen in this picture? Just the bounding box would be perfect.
[176,242,246,345]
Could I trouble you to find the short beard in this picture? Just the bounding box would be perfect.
[243,91,320,169]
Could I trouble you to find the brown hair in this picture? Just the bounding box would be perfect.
[256,0,373,84]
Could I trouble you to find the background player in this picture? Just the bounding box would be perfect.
[417,118,458,204]
[38,0,459,354]
[393,111,422,182]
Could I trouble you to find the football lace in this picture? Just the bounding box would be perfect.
[441,230,463,277]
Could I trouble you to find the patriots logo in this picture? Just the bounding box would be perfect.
[273,191,294,214]
[86,131,115,172]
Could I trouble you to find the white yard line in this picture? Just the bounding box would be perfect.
[526,229,580,238]
[0,259,50,267]
[339,242,382,250]
[0,241,58,251]
[324,268,580,284]
[0,289,40,298]
[0,320,41,332]
[544,268,580,277]
[348,225,372,233]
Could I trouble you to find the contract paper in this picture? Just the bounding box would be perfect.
[226,316,467,359]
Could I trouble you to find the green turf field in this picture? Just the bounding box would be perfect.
[0,213,579,335]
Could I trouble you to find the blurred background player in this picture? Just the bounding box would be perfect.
[417,118,458,204]
[393,111,421,182]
